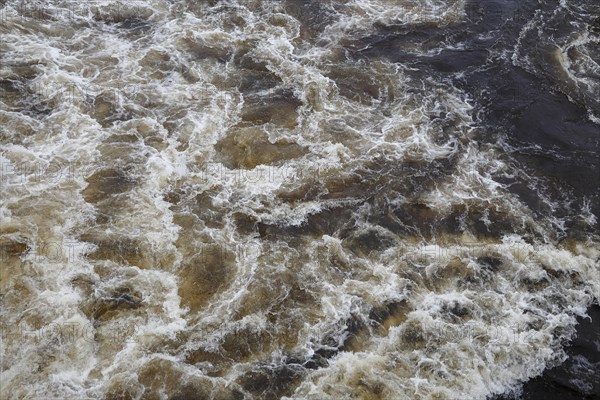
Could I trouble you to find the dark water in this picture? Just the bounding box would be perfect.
[494,304,600,400]
[358,0,600,218]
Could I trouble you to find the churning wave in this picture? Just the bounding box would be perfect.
[0,1,598,399]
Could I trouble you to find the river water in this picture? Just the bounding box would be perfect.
[1,1,599,399]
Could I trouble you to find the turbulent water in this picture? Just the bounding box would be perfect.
[1,1,599,399]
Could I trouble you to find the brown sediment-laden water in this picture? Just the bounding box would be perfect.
[0,1,598,399]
